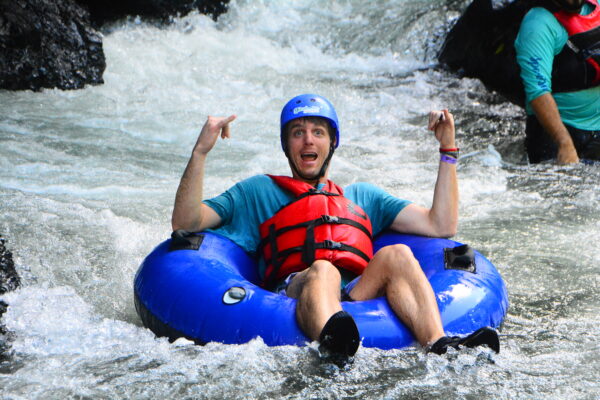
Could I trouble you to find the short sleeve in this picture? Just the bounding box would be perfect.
[344,182,411,236]
[202,175,293,254]
[514,8,567,104]
[203,187,236,226]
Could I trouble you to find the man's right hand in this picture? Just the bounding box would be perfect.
[557,142,580,164]
[172,114,235,232]
[194,115,237,155]
[530,94,580,165]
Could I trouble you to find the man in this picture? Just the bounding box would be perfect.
[515,0,600,164]
[172,94,499,358]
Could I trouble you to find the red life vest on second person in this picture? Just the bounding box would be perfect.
[259,175,373,286]
[549,0,600,92]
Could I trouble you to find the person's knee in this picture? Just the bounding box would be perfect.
[378,244,419,275]
[379,244,414,262]
[305,260,341,283]
[288,261,341,298]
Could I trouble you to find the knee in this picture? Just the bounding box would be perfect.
[376,244,419,275]
[305,260,341,283]
[379,244,415,261]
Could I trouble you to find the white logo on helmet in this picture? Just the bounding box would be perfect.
[293,105,321,115]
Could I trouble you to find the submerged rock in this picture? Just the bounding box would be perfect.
[0,237,20,362]
[438,0,536,107]
[0,237,19,296]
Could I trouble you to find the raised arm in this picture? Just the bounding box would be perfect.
[171,115,236,232]
[390,109,458,238]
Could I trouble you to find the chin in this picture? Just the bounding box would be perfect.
[301,173,320,181]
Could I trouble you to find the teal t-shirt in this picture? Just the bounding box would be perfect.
[203,174,411,258]
[514,4,600,130]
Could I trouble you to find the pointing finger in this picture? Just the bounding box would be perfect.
[217,114,236,128]
[220,114,236,139]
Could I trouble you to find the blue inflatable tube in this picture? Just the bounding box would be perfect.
[134,232,508,350]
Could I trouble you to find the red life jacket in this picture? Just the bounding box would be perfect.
[259,175,373,287]
[549,0,600,92]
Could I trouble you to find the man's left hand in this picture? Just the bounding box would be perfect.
[428,109,455,148]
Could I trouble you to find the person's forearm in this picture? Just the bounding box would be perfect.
[530,93,579,163]
[429,153,458,238]
[531,94,572,145]
[171,150,207,231]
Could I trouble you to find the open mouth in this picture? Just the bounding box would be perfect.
[301,152,318,161]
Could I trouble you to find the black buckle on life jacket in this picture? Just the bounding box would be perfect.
[322,240,342,250]
[169,230,204,251]
[321,215,339,224]
[444,244,476,273]
[308,188,327,196]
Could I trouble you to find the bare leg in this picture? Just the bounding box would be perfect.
[349,244,445,346]
[286,260,343,340]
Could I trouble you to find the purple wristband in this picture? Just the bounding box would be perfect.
[440,154,457,164]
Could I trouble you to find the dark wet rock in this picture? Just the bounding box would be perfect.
[0,237,19,362]
[438,0,536,107]
[0,0,106,91]
[0,299,11,347]
[0,236,20,327]
[0,299,17,368]
[0,301,8,334]
[0,237,19,296]
[0,0,230,92]
[76,0,230,26]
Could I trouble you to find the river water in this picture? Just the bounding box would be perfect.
[1,0,599,398]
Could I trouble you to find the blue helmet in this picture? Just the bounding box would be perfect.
[280,94,340,151]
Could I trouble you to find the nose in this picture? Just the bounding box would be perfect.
[303,130,316,144]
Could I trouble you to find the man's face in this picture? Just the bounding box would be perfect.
[285,117,333,181]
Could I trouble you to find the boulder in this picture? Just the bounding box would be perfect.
[438,0,537,107]
[0,0,105,91]
[76,0,230,26]
[0,0,230,91]
[0,237,20,296]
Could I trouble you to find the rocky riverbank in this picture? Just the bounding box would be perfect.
[0,0,229,91]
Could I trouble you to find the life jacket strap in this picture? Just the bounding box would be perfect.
[258,215,372,251]
[265,241,371,278]
[265,224,282,288]
[295,189,340,200]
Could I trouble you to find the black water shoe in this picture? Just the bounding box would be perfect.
[318,311,360,358]
[428,327,500,355]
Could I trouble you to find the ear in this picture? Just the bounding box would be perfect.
[282,123,290,152]
[330,128,337,148]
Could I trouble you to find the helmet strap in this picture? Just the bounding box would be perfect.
[317,143,335,180]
